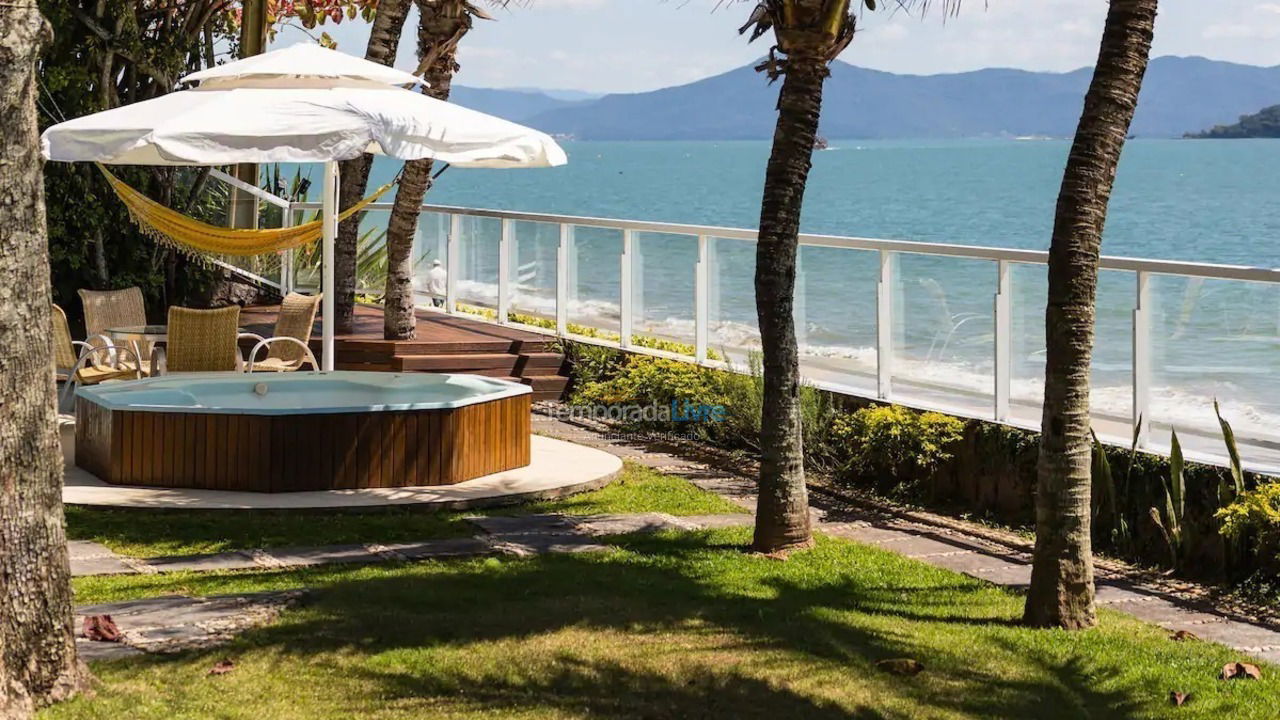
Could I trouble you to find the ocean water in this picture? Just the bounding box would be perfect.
[317,139,1280,463]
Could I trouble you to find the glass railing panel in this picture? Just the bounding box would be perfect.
[1090,269,1135,439]
[797,245,879,395]
[567,225,622,338]
[632,231,697,355]
[707,236,759,368]
[1146,274,1280,469]
[412,211,449,308]
[1008,262,1047,429]
[890,253,996,419]
[455,215,501,313]
[1008,264,1135,441]
[506,220,559,327]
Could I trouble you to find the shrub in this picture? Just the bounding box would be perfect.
[572,354,720,423]
[1217,481,1280,570]
[827,405,965,493]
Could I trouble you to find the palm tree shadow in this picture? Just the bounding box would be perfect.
[350,655,897,720]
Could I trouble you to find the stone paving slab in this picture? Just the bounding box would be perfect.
[75,591,305,662]
[76,639,144,662]
[569,512,701,536]
[467,514,579,536]
[71,554,139,577]
[264,544,384,568]
[681,513,755,529]
[374,538,495,560]
[142,552,260,574]
[492,536,614,556]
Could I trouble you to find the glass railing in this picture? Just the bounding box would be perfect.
[283,199,1280,474]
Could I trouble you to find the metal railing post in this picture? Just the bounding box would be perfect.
[446,214,460,314]
[498,219,512,324]
[994,260,1011,421]
[620,229,634,349]
[281,204,296,293]
[556,224,571,336]
[695,234,709,362]
[877,250,894,400]
[1133,270,1152,447]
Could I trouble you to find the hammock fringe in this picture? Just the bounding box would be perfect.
[97,164,395,258]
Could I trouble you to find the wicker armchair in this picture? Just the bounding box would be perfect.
[53,303,141,408]
[79,286,151,372]
[152,306,251,374]
[243,292,322,372]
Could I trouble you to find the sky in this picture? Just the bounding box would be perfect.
[271,1,1280,94]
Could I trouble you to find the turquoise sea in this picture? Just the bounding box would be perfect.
[337,139,1280,462]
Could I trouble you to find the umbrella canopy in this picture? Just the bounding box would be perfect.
[39,44,567,371]
[41,45,566,168]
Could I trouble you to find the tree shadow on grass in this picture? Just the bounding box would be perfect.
[111,530,1155,719]
[350,655,894,720]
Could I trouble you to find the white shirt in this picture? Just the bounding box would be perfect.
[426,265,447,295]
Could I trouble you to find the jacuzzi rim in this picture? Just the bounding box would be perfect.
[74,370,533,416]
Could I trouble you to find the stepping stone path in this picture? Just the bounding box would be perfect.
[67,412,1280,665]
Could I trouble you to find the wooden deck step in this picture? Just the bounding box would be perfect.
[395,353,521,373]
[514,352,568,375]
[520,375,570,392]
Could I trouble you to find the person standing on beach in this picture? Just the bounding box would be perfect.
[426,259,447,307]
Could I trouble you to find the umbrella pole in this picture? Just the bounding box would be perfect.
[321,160,338,372]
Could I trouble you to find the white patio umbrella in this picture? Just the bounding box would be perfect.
[41,43,567,370]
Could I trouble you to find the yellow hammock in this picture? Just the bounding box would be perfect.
[97,164,395,257]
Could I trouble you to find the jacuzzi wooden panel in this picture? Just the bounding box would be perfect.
[75,394,531,492]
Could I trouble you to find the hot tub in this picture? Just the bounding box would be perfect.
[74,372,532,492]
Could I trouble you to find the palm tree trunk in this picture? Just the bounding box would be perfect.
[1024,0,1158,630]
[333,0,412,334]
[383,0,469,340]
[0,5,91,716]
[751,58,827,553]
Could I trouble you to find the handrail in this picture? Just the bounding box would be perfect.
[289,200,1280,285]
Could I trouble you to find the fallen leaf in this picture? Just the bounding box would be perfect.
[875,658,924,676]
[81,615,122,643]
[1169,630,1198,642]
[1220,662,1262,681]
[208,659,236,676]
[1169,691,1191,706]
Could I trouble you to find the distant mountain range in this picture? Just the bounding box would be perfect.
[452,56,1280,140]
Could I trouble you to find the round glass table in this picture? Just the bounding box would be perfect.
[104,325,169,343]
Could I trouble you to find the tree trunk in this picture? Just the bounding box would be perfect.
[1024,0,1157,630]
[383,0,469,340]
[333,0,412,334]
[750,58,827,553]
[0,5,92,716]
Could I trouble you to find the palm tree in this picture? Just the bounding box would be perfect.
[381,0,504,341]
[1024,0,1158,630]
[736,0,860,553]
[333,0,414,335]
[0,4,91,715]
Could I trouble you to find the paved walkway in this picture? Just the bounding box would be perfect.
[71,411,1280,664]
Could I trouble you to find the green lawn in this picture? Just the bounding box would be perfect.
[66,463,744,558]
[57,527,1274,719]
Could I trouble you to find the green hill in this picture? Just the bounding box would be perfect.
[1188,104,1280,138]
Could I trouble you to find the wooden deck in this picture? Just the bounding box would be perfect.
[240,305,570,400]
